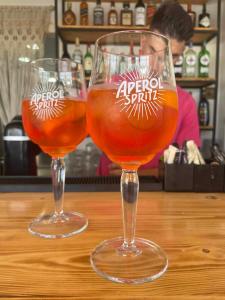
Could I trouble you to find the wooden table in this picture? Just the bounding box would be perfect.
[1,191,225,299]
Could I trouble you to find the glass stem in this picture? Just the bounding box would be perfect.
[120,169,139,252]
[51,158,65,216]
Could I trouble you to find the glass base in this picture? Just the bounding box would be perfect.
[90,237,168,284]
[28,211,88,239]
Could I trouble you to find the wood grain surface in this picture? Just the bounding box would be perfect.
[0,191,225,299]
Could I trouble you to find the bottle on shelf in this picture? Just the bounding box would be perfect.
[80,1,88,25]
[187,2,196,27]
[146,0,157,26]
[72,37,83,65]
[84,44,93,77]
[61,43,71,59]
[198,42,210,77]
[63,2,76,26]
[119,54,127,74]
[174,145,188,165]
[211,144,225,165]
[99,49,105,74]
[135,0,146,26]
[93,0,104,26]
[198,90,210,126]
[108,1,118,26]
[129,40,139,66]
[183,42,197,77]
[120,2,133,26]
[174,55,183,78]
[198,4,211,28]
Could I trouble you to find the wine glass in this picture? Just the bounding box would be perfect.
[22,58,88,238]
[87,31,178,283]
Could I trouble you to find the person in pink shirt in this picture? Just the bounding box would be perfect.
[97,1,201,176]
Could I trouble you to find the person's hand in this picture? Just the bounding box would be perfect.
[108,163,121,176]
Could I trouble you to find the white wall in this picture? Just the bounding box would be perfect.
[0,0,53,5]
[0,0,55,32]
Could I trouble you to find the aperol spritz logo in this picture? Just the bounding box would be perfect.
[115,68,166,119]
[30,83,65,120]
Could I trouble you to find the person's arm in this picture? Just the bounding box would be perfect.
[175,87,201,147]
[96,153,111,176]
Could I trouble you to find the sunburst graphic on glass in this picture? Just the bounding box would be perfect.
[114,66,167,120]
[30,82,65,121]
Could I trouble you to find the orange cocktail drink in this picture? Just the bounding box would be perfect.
[87,84,178,169]
[22,98,86,158]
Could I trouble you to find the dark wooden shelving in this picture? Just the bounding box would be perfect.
[85,76,216,88]
[64,0,207,3]
[58,25,149,45]
[176,77,216,88]
[57,26,217,45]
[192,27,218,44]
[200,126,214,131]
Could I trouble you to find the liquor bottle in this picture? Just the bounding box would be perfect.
[108,1,118,26]
[198,91,209,126]
[129,40,137,65]
[211,144,225,165]
[99,49,105,74]
[183,42,197,77]
[174,148,188,164]
[187,2,196,26]
[84,44,93,77]
[146,0,157,26]
[119,55,127,74]
[72,37,83,65]
[93,0,104,26]
[61,43,71,59]
[120,2,133,26]
[63,2,76,26]
[80,1,88,25]
[135,0,146,26]
[174,55,183,78]
[198,4,210,28]
[198,42,210,77]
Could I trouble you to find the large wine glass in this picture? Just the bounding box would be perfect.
[87,31,178,283]
[22,58,88,238]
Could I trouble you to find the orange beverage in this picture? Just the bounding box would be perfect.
[87,84,178,169]
[22,98,86,158]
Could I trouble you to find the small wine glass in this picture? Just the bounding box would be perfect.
[87,31,178,283]
[22,58,88,238]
